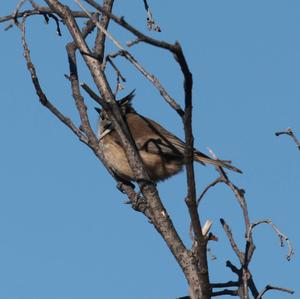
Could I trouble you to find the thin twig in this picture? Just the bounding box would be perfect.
[114,50,184,116]
[74,0,125,50]
[247,219,294,261]
[142,0,161,32]
[188,176,223,245]
[275,127,300,150]
[197,177,224,205]
[220,219,244,263]
[211,289,238,297]
[207,147,250,231]
[19,14,88,145]
[80,82,103,105]
[257,284,294,299]
[66,42,98,145]
[126,38,142,47]
[105,56,126,83]
[174,33,211,296]
[0,7,89,24]
[83,0,176,51]
[226,260,240,276]
[211,281,239,288]
[4,0,28,30]
[28,0,39,9]
[13,0,29,24]
[93,0,114,63]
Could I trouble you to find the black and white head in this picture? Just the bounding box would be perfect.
[95,90,135,138]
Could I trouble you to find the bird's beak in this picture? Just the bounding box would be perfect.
[99,128,111,140]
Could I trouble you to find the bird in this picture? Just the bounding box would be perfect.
[95,90,241,183]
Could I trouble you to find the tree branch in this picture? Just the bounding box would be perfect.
[197,177,224,205]
[275,127,300,150]
[19,15,89,146]
[83,0,174,50]
[110,50,184,116]
[66,42,98,145]
[246,219,294,261]
[93,0,114,62]
[0,7,88,24]
[211,281,239,288]
[211,289,238,297]
[257,284,294,299]
[220,218,244,263]
[182,48,210,298]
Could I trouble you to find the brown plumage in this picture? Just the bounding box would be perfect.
[97,91,241,182]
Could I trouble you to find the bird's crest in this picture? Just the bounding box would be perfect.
[118,89,136,107]
[94,90,136,114]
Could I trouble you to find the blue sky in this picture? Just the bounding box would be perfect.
[0,1,299,298]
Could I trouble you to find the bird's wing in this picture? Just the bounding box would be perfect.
[126,113,185,158]
[125,112,242,172]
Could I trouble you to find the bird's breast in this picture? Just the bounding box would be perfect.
[100,135,184,182]
[100,136,134,181]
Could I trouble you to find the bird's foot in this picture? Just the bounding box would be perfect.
[116,180,135,193]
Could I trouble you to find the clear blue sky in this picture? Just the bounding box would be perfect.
[0,1,299,298]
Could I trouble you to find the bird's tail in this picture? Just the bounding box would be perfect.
[194,151,242,173]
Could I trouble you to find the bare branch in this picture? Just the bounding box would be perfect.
[93,0,114,62]
[74,0,125,50]
[257,284,294,299]
[4,0,31,30]
[197,176,224,205]
[66,42,98,145]
[126,37,142,47]
[13,0,29,23]
[107,56,126,82]
[247,219,294,261]
[211,289,238,297]
[226,260,240,276]
[205,147,294,298]
[17,5,123,191]
[0,7,89,24]
[211,281,239,288]
[275,127,300,150]
[104,55,126,86]
[190,179,219,241]
[176,35,211,297]
[19,15,89,146]
[220,219,244,263]
[223,174,250,232]
[83,0,174,50]
[80,82,103,105]
[142,0,161,32]
[114,50,184,116]
[207,148,250,233]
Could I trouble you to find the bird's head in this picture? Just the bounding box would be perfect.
[95,90,136,135]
